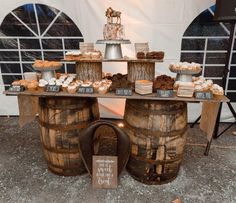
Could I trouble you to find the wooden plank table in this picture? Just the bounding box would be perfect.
[4,90,229,155]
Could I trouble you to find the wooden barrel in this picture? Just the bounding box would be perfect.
[124,99,187,184]
[38,97,100,176]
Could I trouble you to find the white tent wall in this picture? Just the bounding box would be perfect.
[0,0,235,122]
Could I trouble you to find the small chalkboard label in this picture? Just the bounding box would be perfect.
[45,85,61,92]
[78,87,94,94]
[195,91,213,100]
[8,85,25,92]
[92,156,118,189]
[116,88,132,96]
[157,89,173,98]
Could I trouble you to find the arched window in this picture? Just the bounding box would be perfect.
[181,5,236,101]
[0,3,84,90]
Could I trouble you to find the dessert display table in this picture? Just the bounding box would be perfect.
[5,90,229,155]
[4,59,229,184]
[96,39,131,59]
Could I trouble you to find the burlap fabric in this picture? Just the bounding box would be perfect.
[18,95,39,127]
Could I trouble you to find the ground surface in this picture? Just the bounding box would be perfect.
[0,117,235,203]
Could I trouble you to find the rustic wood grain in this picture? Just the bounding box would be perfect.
[124,99,187,184]
[127,62,155,82]
[75,62,102,81]
[39,97,100,176]
[4,91,229,103]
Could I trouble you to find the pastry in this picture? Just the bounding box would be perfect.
[153,75,175,91]
[27,81,38,91]
[93,81,101,93]
[136,52,145,59]
[67,83,77,94]
[12,80,21,86]
[65,51,82,60]
[38,83,46,92]
[135,80,153,95]
[33,60,62,69]
[169,62,202,73]
[81,80,92,87]
[210,84,224,95]
[91,51,102,59]
[62,83,68,92]
[98,85,108,94]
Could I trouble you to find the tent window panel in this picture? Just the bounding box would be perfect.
[211,79,223,86]
[0,63,21,73]
[205,53,227,64]
[55,64,65,73]
[20,39,40,49]
[1,13,35,36]
[0,51,19,61]
[42,39,62,49]
[21,51,42,61]
[22,63,34,72]
[181,39,205,50]
[207,38,229,50]
[12,4,38,35]
[45,16,82,37]
[64,39,84,49]
[227,80,236,90]
[43,51,63,60]
[204,66,225,77]
[229,66,236,77]
[180,53,204,64]
[226,92,236,101]
[231,53,236,64]
[183,10,229,36]
[66,64,76,73]
[0,3,84,91]
[0,39,18,49]
[36,4,59,34]
[234,40,236,50]
[2,75,22,85]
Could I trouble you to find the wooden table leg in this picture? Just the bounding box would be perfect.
[200,101,221,156]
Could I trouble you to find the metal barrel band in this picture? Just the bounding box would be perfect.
[39,119,90,131]
[42,142,80,153]
[129,154,183,164]
[124,120,187,138]
[126,101,186,115]
[39,102,89,110]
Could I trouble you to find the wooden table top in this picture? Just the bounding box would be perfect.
[4,90,230,103]
[62,58,164,63]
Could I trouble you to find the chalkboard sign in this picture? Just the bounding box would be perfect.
[45,85,61,92]
[92,156,118,189]
[78,87,94,94]
[116,88,132,96]
[157,89,173,98]
[8,85,25,92]
[195,91,213,100]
